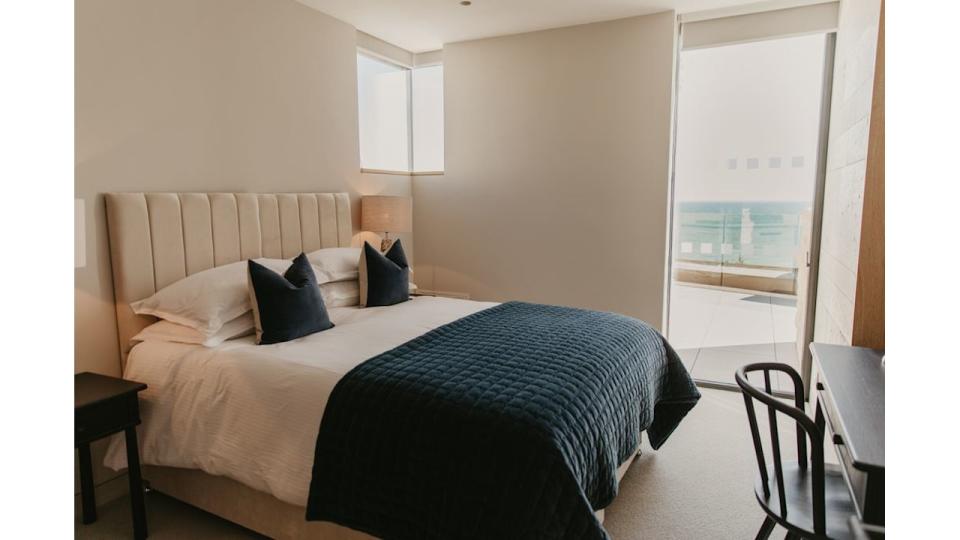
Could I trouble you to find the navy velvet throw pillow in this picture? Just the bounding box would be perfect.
[248,253,334,344]
[359,239,410,307]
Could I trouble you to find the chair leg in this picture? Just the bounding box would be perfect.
[784,532,803,540]
[755,517,776,540]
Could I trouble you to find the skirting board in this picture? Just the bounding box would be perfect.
[143,450,639,539]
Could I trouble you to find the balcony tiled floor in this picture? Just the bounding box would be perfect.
[668,283,800,391]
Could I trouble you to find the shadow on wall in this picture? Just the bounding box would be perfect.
[350,173,403,198]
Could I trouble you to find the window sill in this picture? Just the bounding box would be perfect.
[361,168,444,176]
[361,168,410,176]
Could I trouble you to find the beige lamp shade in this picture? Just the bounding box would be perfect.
[361,196,412,233]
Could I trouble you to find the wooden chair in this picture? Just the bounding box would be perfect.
[735,363,856,540]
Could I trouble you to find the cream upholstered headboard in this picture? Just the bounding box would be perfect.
[105,192,353,367]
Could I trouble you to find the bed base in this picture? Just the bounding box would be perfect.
[143,449,639,539]
[144,465,371,539]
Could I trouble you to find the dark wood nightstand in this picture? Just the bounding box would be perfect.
[75,372,148,539]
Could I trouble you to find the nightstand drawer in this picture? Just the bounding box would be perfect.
[75,393,141,445]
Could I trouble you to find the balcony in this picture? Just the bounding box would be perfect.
[669,283,800,391]
[668,204,810,392]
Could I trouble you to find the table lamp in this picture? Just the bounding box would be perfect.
[361,196,412,251]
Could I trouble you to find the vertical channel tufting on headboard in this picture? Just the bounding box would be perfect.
[105,192,353,369]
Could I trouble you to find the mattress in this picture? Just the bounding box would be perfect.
[104,296,497,507]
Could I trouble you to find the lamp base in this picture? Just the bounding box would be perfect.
[380,236,392,252]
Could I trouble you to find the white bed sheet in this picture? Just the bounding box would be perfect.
[104,296,497,507]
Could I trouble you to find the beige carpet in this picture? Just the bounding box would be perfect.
[603,388,779,539]
[77,388,796,539]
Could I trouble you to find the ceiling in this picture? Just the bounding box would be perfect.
[297,0,764,53]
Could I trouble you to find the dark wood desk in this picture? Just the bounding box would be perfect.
[75,372,148,539]
[811,343,885,527]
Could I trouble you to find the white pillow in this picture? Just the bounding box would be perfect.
[131,312,255,347]
[130,259,289,335]
[306,247,361,284]
[320,280,360,308]
[316,281,415,309]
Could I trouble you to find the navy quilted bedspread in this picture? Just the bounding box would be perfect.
[305,301,700,539]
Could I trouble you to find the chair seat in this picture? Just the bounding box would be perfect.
[754,463,857,540]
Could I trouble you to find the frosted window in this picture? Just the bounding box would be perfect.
[412,65,444,172]
[358,54,410,171]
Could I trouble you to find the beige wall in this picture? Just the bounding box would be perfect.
[76,0,411,491]
[813,0,882,345]
[413,12,677,328]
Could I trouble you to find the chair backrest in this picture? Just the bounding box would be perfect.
[735,363,827,536]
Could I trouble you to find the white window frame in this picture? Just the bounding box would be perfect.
[357,48,443,175]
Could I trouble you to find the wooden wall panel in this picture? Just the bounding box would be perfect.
[852,1,884,349]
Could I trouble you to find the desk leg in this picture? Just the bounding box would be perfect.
[77,443,97,524]
[125,428,148,539]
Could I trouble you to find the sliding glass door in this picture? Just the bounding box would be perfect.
[668,33,834,391]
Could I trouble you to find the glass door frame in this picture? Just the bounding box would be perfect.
[662,27,837,398]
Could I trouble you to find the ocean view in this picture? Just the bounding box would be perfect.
[674,201,811,270]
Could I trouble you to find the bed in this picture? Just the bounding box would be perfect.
[103,192,699,539]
